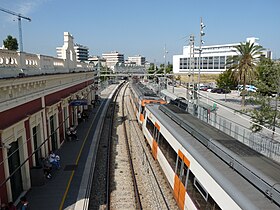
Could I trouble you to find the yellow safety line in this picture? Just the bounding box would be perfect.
[59,106,101,210]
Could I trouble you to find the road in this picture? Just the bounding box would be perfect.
[165,84,280,141]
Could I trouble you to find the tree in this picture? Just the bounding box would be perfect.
[255,58,278,96]
[250,60,280,133]
[147,64,158,80]
[158,63,173,75]
[250,96,277,132]
[3,35,18,51]
[227,42,264,107]
[166,63,173,74]
[216,69,237,89]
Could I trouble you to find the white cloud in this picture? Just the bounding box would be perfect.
[13,0,51,15]
[0,0,52,22]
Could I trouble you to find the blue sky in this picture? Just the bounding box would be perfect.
[0,0,280,63]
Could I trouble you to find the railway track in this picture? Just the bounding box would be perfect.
[124,87,178,210]
[89,82,178,210]
[88,82,125,209]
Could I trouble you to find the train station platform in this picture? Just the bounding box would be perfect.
[22,85,117,210]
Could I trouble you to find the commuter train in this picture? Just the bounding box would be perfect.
[129,81,166,124]
[129,81,280,210]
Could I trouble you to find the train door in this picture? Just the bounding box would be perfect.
[174,151,189,210]
[152,123,160,159]
[139,102,145,123]
[8,139,23,201]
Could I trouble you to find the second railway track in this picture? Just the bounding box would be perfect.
[89,81,178,210]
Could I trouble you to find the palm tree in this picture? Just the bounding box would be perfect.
[227,42,264,107]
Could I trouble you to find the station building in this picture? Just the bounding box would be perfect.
[0,32,97,204]
[173,37,272,74]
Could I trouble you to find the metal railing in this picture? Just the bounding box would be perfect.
[191,101,280,162]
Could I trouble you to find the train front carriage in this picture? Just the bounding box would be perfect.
[129,81,166,124]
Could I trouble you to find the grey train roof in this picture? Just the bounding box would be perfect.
[146,103,280,210]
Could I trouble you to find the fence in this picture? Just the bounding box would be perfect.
[192,101,280,162]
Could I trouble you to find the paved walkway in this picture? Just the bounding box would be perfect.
[22,85,117,210]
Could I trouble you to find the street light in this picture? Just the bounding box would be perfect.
[189,35,195,103]
[164,44,168,89]
[198,17,206,102]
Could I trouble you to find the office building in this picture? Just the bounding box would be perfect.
[74,44,89,62]
[173,37,272,74]
[102,51,124,69]
[128,55,146,66]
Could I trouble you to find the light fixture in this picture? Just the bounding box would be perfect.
[0,143,11,149]
[201,23,206,29]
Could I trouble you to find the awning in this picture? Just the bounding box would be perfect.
[69,99,88,106]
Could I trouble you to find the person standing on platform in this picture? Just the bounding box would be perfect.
[49,151,60,169]
[19,196,29,210]
[78,111,82,124]
[69,126,78,141]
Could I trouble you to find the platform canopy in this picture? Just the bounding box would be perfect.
[69,99,88,106]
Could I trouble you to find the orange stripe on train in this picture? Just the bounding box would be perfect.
[152,140,158,159]
[178,150,190,168]
[173,175,186,210]
[155,122,160,131]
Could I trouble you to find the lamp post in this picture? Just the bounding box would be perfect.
[198,17,206,102]
[189,35,195,103]
[164,44,168,89]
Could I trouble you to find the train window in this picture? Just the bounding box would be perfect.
[158,133,177,171]
[194,178,208,201]
[186,171,207,209]
[154,128,160,142]
[140,105,145,114]
[176,158,182,177]
[181,164,189,185]
[185,169,221,210]
[146,117,155,136]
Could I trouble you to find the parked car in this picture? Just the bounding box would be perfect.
[238,85,257,92]
[257,90,277,97]
[200,86,209,91]
[206,87,213,92]
[211,88,231,94]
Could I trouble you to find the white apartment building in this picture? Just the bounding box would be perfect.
[128,55,146,66]
[173,37,272,74]
[102,51,124,69]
